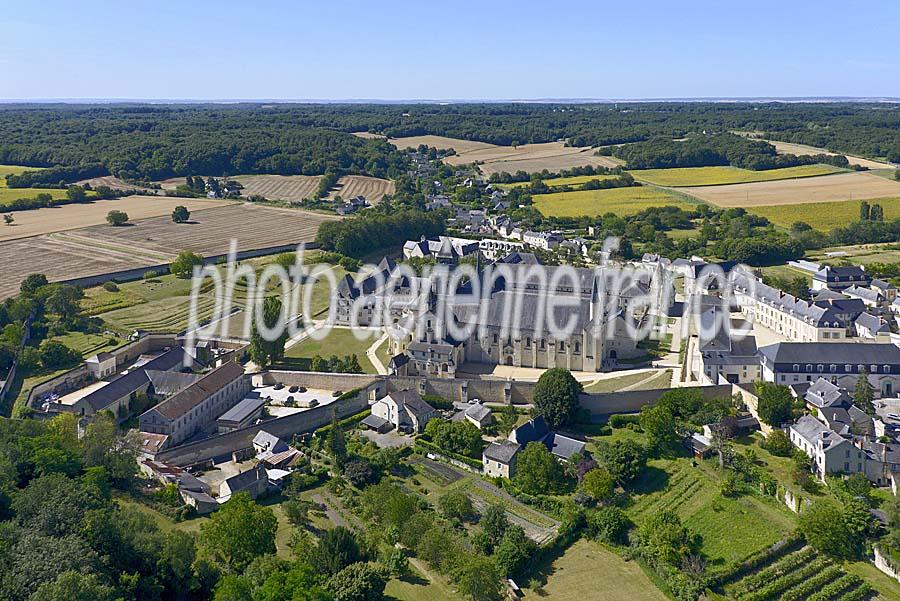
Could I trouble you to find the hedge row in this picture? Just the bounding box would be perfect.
[414,438,483,469]
[314,407,370,437]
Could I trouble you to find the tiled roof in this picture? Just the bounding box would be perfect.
[149,361,244,421]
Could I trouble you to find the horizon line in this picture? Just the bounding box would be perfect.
[2,96,900,105]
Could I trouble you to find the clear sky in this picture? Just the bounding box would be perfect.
[2,0,899,101]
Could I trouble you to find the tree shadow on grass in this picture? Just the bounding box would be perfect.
[628,465,670,496]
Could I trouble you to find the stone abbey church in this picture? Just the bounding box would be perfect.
[335,256,670,377]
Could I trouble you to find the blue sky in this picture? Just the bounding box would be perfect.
[2,0,899,100]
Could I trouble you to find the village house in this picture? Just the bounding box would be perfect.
[218,464,269,502]
[368,389,437,434]
[508,416,585,461]
[522,230,562,250]
[483,440,520,478]
[812,265,872,292]
[790,414,864,480]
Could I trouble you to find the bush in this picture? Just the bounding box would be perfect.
[106,210,129,226]
[608,414,641,429]
[761,430,793,456]
[102,281,119,292]
[586,506,631,544]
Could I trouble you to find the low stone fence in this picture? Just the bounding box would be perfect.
[874,547,900,583]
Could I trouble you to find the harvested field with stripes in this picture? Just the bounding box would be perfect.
[389,135,621,174]
[326,175,394,203]
[679,171,900,207]
[233,174,322,202]
[0,203,338,300]
[0,195,230,242]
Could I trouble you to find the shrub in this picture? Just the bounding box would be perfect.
[586,506,631,544]
[762,430,793,456]
[608,413,641,428]
[102,281,119,292]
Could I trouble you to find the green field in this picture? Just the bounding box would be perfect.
[525,539,667,601]
[496,174,618,189]
[0,164,43,185]
[0,187,69,207]
[628,164,844,187]
[282,326,378,373]
[532,186,693,217]
[750,196,900,230]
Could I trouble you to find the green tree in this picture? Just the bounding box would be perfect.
[39,340,80,369]
[106,210,129,226]
[761,429,793,456]
[248,296,287,368]
[453,554,502,601]
[513,441,563,495]
[853,368,875,414]
[639,403,679,453]
[311,527,363,576]
[20,273,49,296]
[581,466,614,502]
[438,490,476,522]
[481,503,509,547]
[859,200,871,221]
[533,368,582,429]
[170,251,204,278]
[327,413,348,467]
[755,382,793,426]
[326,562,387,601]
[799,499,868,559]
[492,525,535,577]
[30,571,118,601]
[200,492,277,570]
[595,439,647,485]
[46,284,84,323]
[66,185,88,202]
[586,506,631,544]
[638,509,696,566]
[172,205,191,223]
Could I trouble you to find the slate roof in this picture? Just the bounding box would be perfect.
[546,433,586,460]
[805,378,852,409]
[483,440,520,464]
[496,251,540,265]
[510,415,550,446]
[464,403,492,423]
[223,464,267,494]
[218,397,264,425]
[759,342,900,366]
[845,285,883,303]
[855,312,890,334]
[791,415,847,450]
[814,265,871,284]
[361,414,390,430]
[145,370,202,397]
[872,278,896,292]
[733,273,843,327]
[81,346,197,412]
[391,390,435,419]
[253,430,288,454]
[149,361,244,421]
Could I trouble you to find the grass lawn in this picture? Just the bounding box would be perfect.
[845,560,900,600]
[375,337,392,368]
[524,538,667,601]
[282,327,378,373]
[532,186,694,218]
[583,370,667,393]
[50,331,120,358]
[628,164,844,187]
[8,366,74,417]
[750,196,900,231]
[759,264,813,284]
[385,562,466,601]
[627,449,796,566]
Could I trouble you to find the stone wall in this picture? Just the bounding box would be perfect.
[156,387,371,466]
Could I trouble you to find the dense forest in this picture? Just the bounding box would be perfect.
[601,133,853,170]
[2,102,899,185]
[0,106,410,184]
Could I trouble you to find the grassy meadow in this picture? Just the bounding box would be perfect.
[281,327,378,373]
[532,185,693,217]
[628,164,844,187]
[749,196,900,230]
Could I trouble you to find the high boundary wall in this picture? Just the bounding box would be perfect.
[156,386,372,466]
[261,370,734,415]
[57,242,319,290]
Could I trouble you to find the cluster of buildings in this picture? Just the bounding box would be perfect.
[483,415,585,479]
